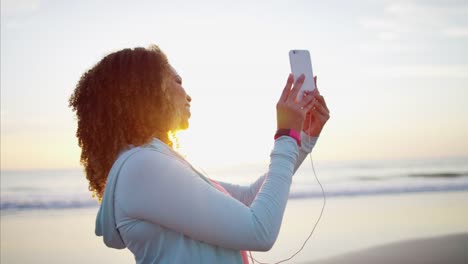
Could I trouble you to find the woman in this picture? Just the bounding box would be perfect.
[69,45,329,264]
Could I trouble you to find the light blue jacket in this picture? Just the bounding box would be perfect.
[96,134,316,263]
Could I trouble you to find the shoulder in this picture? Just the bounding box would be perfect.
[118,145,191,180]
[114,145,200,200]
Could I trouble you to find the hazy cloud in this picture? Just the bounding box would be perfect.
[442,27,468,37]
[1,0,41,18]
[362,64,468,78]
[359,0,468,40]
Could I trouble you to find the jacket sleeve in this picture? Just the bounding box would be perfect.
[114,137,298,251]
[218,132,318,206]
[294,132,318,172]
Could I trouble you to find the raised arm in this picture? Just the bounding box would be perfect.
[219,76,329,206]
[116,137,298,251]
[218,132,317,206]
[115,73,317,251]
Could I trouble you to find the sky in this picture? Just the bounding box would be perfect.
[1,0,468,170]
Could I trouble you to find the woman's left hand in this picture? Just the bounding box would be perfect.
[303,76,330,137]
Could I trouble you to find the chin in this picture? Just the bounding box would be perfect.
[178,119,190,131]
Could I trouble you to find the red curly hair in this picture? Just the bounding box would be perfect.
[69,45,178,200]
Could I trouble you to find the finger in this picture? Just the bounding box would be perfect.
[313,100,328,116]
[303,94,316,112]
[311,109,329,124]
[301,92,315,108]
[312,102,330,119]
[288,74,305,102]
[279,74,294,102]
[315,94,329,113]
[317,111,330,123]
[313,76,320,96]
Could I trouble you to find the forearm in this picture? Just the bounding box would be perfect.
[220,132,317,205]
[294,132,318,172]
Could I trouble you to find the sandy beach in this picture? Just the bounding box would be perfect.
[252,191,468,263]
[307,233,468,264]
[2,191,467,263]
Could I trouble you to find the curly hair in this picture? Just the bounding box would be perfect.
[69,45,179,200]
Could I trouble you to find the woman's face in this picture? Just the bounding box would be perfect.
[169,66,192,130]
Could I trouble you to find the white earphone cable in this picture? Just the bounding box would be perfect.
[249,113,326,264]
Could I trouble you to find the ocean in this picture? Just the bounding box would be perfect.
[1,156,468,211]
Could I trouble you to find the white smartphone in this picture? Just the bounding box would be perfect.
[289,50,315,100]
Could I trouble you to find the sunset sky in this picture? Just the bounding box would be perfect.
[1,0,468,170]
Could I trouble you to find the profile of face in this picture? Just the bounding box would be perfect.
[169,66,192,131]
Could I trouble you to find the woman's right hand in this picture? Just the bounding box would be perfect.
[276,74,315,132]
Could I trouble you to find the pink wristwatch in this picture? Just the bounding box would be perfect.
[274,129,301,146]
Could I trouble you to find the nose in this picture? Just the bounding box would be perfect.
[187,94,192,102]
